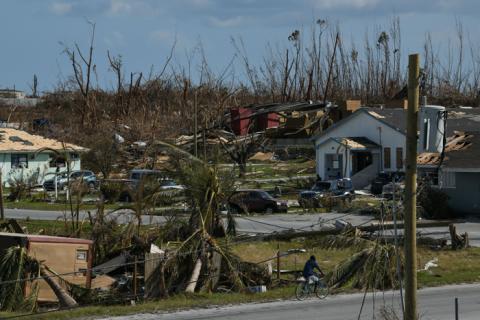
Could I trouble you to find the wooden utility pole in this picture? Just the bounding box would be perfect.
[404,53,420,320]
[133,256,138,298]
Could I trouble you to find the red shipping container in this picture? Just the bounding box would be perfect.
[230,107,252,136]
[256,112,280,131]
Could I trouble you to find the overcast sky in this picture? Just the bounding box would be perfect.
[1,0,478,92]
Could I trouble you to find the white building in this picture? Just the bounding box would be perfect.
[312,104,463,188]
[312,107,408,188]
[0,128,87,185]
[0,89,26,99]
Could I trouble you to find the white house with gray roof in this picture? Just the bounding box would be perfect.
[312,107,407,188]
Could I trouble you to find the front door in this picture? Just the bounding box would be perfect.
[352,151,373,174]
[325,154,343,180]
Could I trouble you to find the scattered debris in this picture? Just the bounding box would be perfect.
[449,224,469,249]
[249,152,274,162]
[418,258,439,273]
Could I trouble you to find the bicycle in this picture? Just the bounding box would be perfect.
[295,275,329,300]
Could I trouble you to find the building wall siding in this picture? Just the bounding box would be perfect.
[443,172,480,215]
[314,112,406,179]
[0,152,81,185]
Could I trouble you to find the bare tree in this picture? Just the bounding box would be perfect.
[63,21,96,127]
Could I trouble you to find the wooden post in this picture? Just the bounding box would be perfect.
[276,243,281,280]
[0,172,4,221]
[133,256,138,298]
[404,53,420,320]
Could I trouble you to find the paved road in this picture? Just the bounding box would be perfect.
[100,284,479,320]
[4,208,168,225]
[6,208,480,246]
[4,208,373,235]
[232,212,373,234]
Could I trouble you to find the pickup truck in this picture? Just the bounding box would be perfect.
[298,178,354,208]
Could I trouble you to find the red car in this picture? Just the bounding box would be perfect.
[228,189,288,214]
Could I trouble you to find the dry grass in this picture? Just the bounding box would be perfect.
[417,246,480,287]
[232,241,355,272]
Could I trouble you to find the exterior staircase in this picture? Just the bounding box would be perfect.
[351,158,379,189]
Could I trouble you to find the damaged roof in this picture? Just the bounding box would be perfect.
[417,131,480,169]
[0,128,87,153]
[363,107,480,136]
[333,137,381,150]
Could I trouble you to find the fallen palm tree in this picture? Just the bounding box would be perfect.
[142,141,270,297]
[310,231,402,290]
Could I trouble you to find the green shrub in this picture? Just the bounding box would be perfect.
[418,185,452,219]
[100,181,124,203]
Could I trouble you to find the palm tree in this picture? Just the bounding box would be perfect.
[313,231,401,290]
[151,141,241,294]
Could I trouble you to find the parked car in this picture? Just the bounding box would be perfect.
[159,179,185,191]
[370,172,404,195]
[118,169,184,202]
[128,169,165,187]
[43,170,98,191]
[228,189,288,214]
[298,178,354,208]
[127,169,184,190]
[382,182,404,200]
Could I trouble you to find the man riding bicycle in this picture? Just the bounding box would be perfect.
[303,255,325,285]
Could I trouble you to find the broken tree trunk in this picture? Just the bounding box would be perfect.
[185,257,203,293]
[261,220,453,241]
[40,267,78,309]
[449,224,469,249]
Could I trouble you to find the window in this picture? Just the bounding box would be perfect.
[76,250,88,261]
[441,171,456,188]
[423,119,430,150]
[383,148,391,169]
[332,160,339,169]
[49,155,66,168]
[396,148,404,169]
[11,154,28,169]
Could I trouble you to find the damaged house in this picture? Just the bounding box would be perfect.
[312,104,480,194]
[0,128,87,185]
[311,106,409,188]
[0,232,93,303]
[418,108,480,215]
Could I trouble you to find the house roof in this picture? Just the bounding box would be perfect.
[313,106,480,142]
[0,128,86,153]
[417,131,480,169]
[0,232,93,245]
[363,107,480,137]
[363,108,407,133]
[332,137,381,150]
[311,107,406,141]
[445,108,480,135]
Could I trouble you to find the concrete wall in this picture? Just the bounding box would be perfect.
[316,139,350,180]
[314,111,406,179]
[443,172,480,215]
[0,151,81,185]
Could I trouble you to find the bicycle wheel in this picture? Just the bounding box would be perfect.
[315,281,329,299]
[295,282,309,300]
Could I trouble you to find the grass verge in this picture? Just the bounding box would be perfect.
[3,234,480,319]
